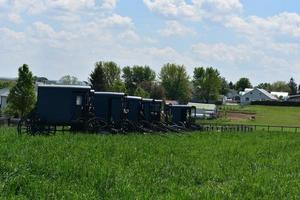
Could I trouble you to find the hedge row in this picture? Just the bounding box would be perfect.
[251,101,300,107]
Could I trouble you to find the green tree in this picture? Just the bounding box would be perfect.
[89,62,107,91]
[228,81,234,90]
[110,80,126,93]
[122,65,156,95]
[270,81,290,92]
[235,78,252,92]
[0,80,15,89]
[257,82,272,91]
[160,63,191,103]
[220,77,229,95]
[193,67,222,103]
[102,61,121,90]
[6,64,36,117]
[59,75,78,85]
[134,86,150,98]
[288,78,297,95]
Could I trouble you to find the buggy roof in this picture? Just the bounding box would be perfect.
[38,84,91,89]
[126,96,142,100]
[142,98,163,102]
[94,92,125,96]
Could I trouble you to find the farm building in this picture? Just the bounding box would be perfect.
[226,89,240,103]
[0,88,9,112]
[240,88,277,105]
[270,92,289,100]
[187,102,217,119]
[287,95,300,102]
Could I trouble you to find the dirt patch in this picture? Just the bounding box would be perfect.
[221,112,256,121]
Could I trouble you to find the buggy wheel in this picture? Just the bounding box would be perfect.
[86,118,107,133]
[17,118,31,135]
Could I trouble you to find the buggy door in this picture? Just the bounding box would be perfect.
[111,97,122,124]
[71,92,85,121]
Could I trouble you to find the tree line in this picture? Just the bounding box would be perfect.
[2,62,299,117]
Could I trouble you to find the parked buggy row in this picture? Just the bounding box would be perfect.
[18,85,200,135]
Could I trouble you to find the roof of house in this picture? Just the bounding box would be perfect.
[0,88,9,97]
[256,88,277,100]
[242,88,277,100]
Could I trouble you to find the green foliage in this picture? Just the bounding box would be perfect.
[0,80,15,89]
[149,82,166,99]
[288,77,297,95]
[90,61,121,91]
[134,86,150,98]
[160,63,191,103]
[256,82,272,91]
[89,62,107,91]
[1,128,300,199]
[102,61,121,90]
[220,77,229,95]
[270,81,290,93]
[235,78,252,92]
[110,80,126,93]
[6,64,36,117]
[122,65,156,95]
[59,75,79,85]
[193,67,222,103]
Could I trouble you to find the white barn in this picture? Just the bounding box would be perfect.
[240,88,277,105]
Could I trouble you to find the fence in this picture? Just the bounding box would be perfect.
[200,123,300,133]
[0,117,20,126]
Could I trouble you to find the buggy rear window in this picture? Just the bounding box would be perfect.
[76,96,83,106]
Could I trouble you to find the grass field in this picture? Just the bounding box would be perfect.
[209,105,300,127]
[1,127,300,199]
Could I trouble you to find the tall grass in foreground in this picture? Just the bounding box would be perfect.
[1,127,300,199]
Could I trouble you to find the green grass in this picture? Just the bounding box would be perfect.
[209,105,300,127]
[1,127,300,199]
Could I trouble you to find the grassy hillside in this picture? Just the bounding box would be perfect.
[1,127,300,199]
[210,105,300,126]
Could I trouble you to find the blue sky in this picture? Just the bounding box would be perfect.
[0,0,300,85]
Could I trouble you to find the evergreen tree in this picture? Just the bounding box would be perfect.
[6,64,36,117]
[89,62,107,91]
[288,77,297,95]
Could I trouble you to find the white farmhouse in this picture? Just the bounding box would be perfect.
[240,88,277,105]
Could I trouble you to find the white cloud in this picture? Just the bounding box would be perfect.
[143,0,200,20]
[8,13,22,23]
[100,14,133,27]
[118,30,140,43]
[0,0,7,6]
[226,12,300,38]
[0,27,26,41]
[101,0,118,9]
[159,20,196,37]
[143,0,242,21]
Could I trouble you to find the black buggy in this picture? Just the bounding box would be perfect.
[18,85,93,135]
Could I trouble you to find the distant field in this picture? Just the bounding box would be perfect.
[207,105,300,127]
[1,127,300,199]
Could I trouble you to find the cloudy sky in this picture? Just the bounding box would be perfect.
[0,0,300,84]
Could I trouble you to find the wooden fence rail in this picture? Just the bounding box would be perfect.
[199,123,300,133]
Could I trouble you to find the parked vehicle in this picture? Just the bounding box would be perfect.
[18,85,200,135]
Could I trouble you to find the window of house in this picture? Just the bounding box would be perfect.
[76,96,83,106]
[246,97,249,101]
